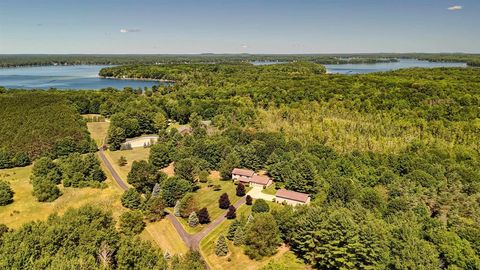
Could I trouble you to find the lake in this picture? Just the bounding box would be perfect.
[0,59,468,89]
[0,65,159,90]
[324,58,467,74]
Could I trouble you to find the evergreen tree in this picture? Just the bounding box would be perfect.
[226,205,236,219]
[219,193,230,209]
[227,220,242,240]
[107,126,126,151]
[219,151,241,180]
[244,213,281,260]
[246,195,253,205]
[188,212,199,227]
[197,207,210,224]
[121,188,142,209]
[178,193,198,218]
[119,211,145,235]
[0,180,14,206]
[215,235,228,257]
[144,196,166,222]
[252,199,270,213]
[173,200,181,217]
[236,183,246,196]
[233,226,246,246]
[149,143,172,169]
[151,183,161,197]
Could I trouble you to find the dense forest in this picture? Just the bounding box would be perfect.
[2,53,479,67]
[0,91,96,168]
[0,206,205,269]
[1,61,480,269]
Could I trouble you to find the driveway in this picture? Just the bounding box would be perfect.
[247,187,275,201]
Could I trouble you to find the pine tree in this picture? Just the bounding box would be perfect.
[226,205,236,219]
[246,195,253,205]
[227,220,242,240]
[121,188,142,210]
[188,211,199,227]
[233,226,245,246]
[219,193,230,209]
[236,183,246,196]
[247,214,254,224]
[173,200,181,217]
[151,183,161,197]
[215,235,228,257]
[197,207,210,224]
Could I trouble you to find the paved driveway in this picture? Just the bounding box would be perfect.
[247,186,275,201]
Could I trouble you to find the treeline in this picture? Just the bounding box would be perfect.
[0,91,96,168]
[0,206,205,269]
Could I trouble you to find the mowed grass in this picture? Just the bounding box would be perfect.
[0,154,126,229]
[140,218,189,255]
[86,120,110,147]
[199,204,307,270]
[104,147,151,183]
[179,172,248,234]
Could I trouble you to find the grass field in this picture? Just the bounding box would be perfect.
[140,218,189,255]
[262,183,277,195]
[104,147,151,182]
[199,204,307,270]
[0,154,126,229]
[86,121,110,147]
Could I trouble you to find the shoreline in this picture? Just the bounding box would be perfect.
[99,76,174,83]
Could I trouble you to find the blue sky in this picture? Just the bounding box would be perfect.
[0,0,478,54]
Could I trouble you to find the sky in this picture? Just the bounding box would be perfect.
[0,0,479,54]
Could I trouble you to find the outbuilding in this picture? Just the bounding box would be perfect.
[275,189,310,206]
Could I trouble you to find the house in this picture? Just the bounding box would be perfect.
[275,189,310,206]
[231,168,255,182]
[231,168,273,188]
[249,175,273,188]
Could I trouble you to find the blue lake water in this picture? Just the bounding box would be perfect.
[0,59,468,89]
[324,58,467,74]
[0,65,159,90]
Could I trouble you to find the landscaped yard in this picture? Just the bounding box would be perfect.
[261,183,277,195]
[0,154,126,229]
[179,173,249,234]
[199,204,307,270]
[140,218,189,255]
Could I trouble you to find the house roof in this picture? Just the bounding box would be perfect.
[250,175,271,185]
[275,189,309,203]
[232,168,255,177]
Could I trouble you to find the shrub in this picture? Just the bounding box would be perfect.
[226,205,236,219]
[252,199,270,213]
[118,156,127,167]
[246,195,253,205]
[236,183,246,196]
[119,211,145,235]
[144,196,166,222]
[219,193,230,209]
[199,170,209,183]
[197,207,210,224]
[178,193,198,218]
[0,180,14,206]
[121,188,142,209]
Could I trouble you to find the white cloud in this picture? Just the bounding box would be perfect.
[447,5,463,11]
[120,28,141,33]
[241,44,248,49]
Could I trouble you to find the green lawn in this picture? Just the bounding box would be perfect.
[262,183,277,195]
[199,204,307,270]
[105,147,151,183]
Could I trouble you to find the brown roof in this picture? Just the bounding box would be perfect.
[232,168,255,177]
[250,175,271,185]
[275,189,309,203]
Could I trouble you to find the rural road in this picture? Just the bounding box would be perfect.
[98,147,244,269]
